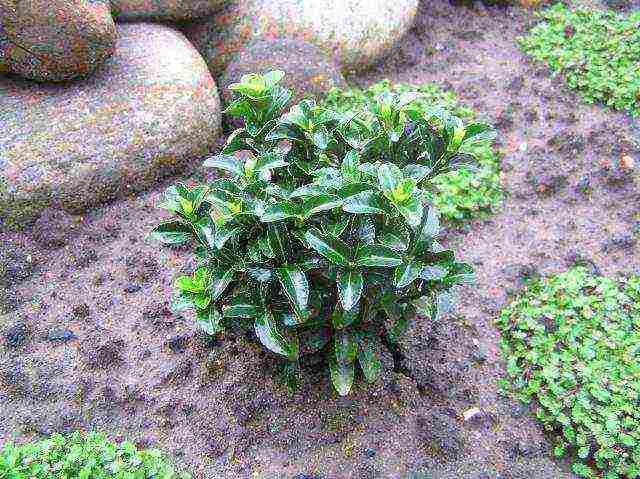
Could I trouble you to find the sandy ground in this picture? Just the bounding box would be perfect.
[1,1,639,478]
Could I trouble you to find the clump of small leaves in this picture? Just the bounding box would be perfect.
[322,80,503,222]
[519,3,640,117]
[496,267,640,478]
[150,71,488,396]
[0,431,190,478]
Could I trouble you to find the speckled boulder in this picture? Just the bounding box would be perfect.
[0,23,221,230]
[111,0,230,22]
[219,37,346,106]
[184,0,419,75]
[0,0,117,82]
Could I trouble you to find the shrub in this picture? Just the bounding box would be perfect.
[322,80,502,222]
[519,3,640,117]
[150,71,490,396]
[496,267,640,478]
[0,431,190,478]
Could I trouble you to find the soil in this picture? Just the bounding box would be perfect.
[1,1,639,478]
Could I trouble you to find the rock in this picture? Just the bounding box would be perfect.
[0,0,117,82]
[31,209,81,248]
[363,448,376,458]
[416,410,465,460]
[47,328,77,343]
[4,321,28,348]
[124,282,142,294]
[72,303,91,319]
[166,334,189,353]
[219,37,346,106]
[184,0,418,75]
[0,23,221,230]
[112,0,229,21]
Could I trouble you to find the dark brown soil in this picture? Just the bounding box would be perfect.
[1,1,639,478]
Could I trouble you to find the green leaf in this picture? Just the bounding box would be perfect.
[355,245,403,268]
[335,330,358,364]
[358,339,382,383]
[377,163,403,191]
[403,163,432,183]
[260,201,300,223]
[394,258,423,288]
[203,154,243,176]
[276,266,309,313]
[394,195,423,227]
[302,195,343,219]
[341,150,361,182]
[267,224,289,262]
[420,265,447,281]
[197,309,222,335]
[223,296,262,319]
[342,191,386,215]
[304,228,351,266]
[255,312,297,360]
[211,267,235,300]
[337,270,364,311]
[254,150,289,174]
[148,221,193,245]
[330,358,354,396]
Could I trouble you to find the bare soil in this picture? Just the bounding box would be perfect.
[1,1,639,478]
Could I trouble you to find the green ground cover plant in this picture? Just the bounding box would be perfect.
[322,80,503,222]
[519,3,640,117]
[0,431,189,478]
[497,267,640,478]
[150,71,492,396]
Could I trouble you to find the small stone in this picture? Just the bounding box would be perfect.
[471,345,488,363]
[4,322,28,348]
[364,448,376,458]
[124,283,142,294]
[166,334,188,354]
[462,407,482,422]
[620,154,635,170]
[294,475,320,479]
[72,303,91,319]
[47,328,77,343]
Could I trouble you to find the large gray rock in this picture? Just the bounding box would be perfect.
[0,23,221,230]
[184,0,419,75]
[0,0,117,82]
[219,37,347,106]
[111,0,230,21]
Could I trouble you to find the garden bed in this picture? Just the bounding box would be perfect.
[1,1,639,478]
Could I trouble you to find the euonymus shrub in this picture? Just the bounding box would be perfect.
[497,268,640,478]
[150,71,489,396]
[322,80,502,221]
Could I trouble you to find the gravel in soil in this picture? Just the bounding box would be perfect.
[1,1,639,478]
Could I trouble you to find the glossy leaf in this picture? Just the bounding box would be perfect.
[203,154,243,176]
[148,221,193,245]
[255,311,297,360]
[276,266,309,313]
[394,258,423,288]
[330,358,355,397]
[355,245,403,268]
[304,229,351,266]
[337,270,364,311]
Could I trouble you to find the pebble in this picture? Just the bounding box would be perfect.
[47,328,77,343]
[4,323,28,348]
[124,283,142,294]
